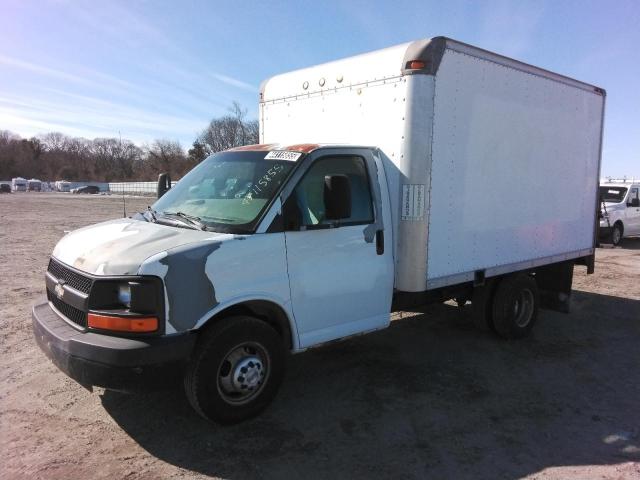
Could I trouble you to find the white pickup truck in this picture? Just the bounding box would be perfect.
[599,183,640,245]
[32,37,605,424]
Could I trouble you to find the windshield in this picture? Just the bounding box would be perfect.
[599,186,627,203]
[152,151,297,233]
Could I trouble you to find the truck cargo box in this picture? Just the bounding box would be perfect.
[260,36,605,292]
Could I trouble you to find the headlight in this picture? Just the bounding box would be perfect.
[117,283,132,308]
[88,277,164,334]
[89,278,162,314]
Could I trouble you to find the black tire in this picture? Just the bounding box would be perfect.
[471,278,498,332]
[611,222,623,247]
[184,316,285,424]
[492,274,539,339]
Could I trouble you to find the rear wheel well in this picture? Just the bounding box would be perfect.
[200,301,294,350]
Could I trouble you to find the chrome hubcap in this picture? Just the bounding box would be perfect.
[232,356,264,390]
[217,343,268,405]
[514,289,534,328]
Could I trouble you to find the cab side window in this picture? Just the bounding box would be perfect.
[629,188,639,205]
[294,156,374,226]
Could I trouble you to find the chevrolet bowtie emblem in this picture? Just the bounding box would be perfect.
[54,282,65,299]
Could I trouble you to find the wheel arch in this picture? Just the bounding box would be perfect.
[194,297,298,351]
[613,219,624,232]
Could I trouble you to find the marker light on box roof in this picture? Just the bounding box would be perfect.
[407,60,426,70]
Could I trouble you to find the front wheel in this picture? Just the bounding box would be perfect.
[184,316,285,424]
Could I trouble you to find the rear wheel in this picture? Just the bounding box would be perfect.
[184,316,285,424]
[492,274,539,339]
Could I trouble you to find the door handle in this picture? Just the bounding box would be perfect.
[376,229,384,255]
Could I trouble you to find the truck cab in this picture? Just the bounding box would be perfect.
[33,144,394,424]
[599,183,640,245]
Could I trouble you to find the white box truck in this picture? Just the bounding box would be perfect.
[32,37,605,424]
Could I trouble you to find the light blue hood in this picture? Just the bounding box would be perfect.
[52,218,233,275]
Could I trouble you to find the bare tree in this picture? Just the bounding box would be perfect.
[91,138,142,181]
[196,101,259,156]
[187,141,208,165]
[145,139,187,178]
[0,103,258,181]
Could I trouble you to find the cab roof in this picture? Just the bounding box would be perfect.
[227,143,376,154]
[228,143,321,154]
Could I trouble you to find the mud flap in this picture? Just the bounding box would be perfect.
[535,261,574,313]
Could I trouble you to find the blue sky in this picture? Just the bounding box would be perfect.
[1,0,638,176]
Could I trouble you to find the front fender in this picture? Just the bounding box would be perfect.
[139,232,293,341]
[192,293,300,351]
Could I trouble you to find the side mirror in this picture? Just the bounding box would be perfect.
[324,174,351,220]
[157,173,171,198]
[629,198,640,207]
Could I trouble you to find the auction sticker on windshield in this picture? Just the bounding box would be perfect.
[265,150,302,161]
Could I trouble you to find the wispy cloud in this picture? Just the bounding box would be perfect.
[0,93,204,144]
[0,54,91,86]
[58,0,173,51]
[0,54,139,95]
[0,52,243,141]
[210,73,257,92]
[58,0,256,96]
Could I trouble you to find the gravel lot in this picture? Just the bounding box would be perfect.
[1,193,639,479]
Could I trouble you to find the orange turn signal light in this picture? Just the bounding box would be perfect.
[407,60,426,70]
[88,313,158,333]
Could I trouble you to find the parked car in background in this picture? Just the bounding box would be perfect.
[0,184,11,193]
[599,183,640,246]
[71,185,100,194]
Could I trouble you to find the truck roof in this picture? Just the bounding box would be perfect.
[600,182,639,188]
[260,36,605,103]
[228,143,375,154]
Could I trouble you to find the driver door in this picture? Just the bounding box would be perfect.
[282,149,394,348]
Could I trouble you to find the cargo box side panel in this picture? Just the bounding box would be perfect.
[426,49,603,288]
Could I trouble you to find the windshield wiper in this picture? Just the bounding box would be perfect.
[162,211,207,231]
[202,215,238,223]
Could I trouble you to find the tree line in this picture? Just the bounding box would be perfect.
[0,102,258,182]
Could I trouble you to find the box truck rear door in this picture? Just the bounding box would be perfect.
[282,149,394,348]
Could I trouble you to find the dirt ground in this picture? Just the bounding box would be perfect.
[1,193,639,480]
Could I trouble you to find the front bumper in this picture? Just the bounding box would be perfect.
[32,299,196,391]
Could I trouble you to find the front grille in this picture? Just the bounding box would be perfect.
[47,258,93,294]
[47,290,87,328]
